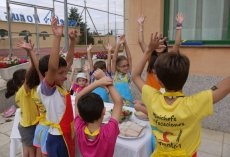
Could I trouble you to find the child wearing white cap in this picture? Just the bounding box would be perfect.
[69,67,88,95]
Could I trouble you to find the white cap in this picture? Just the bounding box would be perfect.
[76,72,87,79]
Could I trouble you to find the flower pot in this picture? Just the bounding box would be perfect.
[0,62,29,80]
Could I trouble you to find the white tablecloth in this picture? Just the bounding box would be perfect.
[104,103,152,157]
[10,108,22,157]
[10,101,152,157]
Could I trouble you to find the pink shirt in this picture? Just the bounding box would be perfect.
[71,83,85,93]
[75,116,119,157]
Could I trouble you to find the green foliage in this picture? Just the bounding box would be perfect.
[68,7,94,45]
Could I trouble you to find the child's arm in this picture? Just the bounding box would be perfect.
[68,67,77,84]
[123,38,132,72]
[75,69,113,116]
[17,39,43,80]
[86,44,94,72]
[108,84,123,122]
[65,29,77,71]
[106,43,112,73]
[171,13,184,53]
[83,62,90,85]
[111,35,125,73]
[132,33,164,92]
[46,17,63,86]
[137,15,147,53]
[211,76,230,104]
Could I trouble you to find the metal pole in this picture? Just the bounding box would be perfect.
[84,0,87,45]
[107,0,109,42]
[64,0,69,51]
[6,0,13,57]
[55,0,123,17]
[34,6,40,54]
[115,1,117,40]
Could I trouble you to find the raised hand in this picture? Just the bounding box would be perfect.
[137,15,145,25]
[106,43,112,51]
[83,62,90,72]
[69,29,77,40]
[176,12,184,27]
[17,39,34,51]
[118,34,126,45]
[87,44,93,52]
[147,32,166,53]
[51,16,63,37]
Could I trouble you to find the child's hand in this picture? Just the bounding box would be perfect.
[83,62,89,72]
[51,16,63,37]
[93,69,106,80]
[97,76,113,86]
[17,39,34,51]
[69,29,77,40]
[176,12,184,27]
[137,15,145,25]
[147,32,166,53]
[118,34,126,45]
[87,44,93,52]
[72,67,77,72]
[106,43,112,52]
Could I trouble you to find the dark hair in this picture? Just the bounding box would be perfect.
[93,60,106,71]
[154,52,190,91]
[77,93,104,123]
[25,66,40,89]
[39,55,67,77]
[116,55,127,68]
[147,40,168,73]
[5,69,26,98]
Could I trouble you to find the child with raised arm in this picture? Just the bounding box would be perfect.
[87,43,112,102]
[15,39,41,157]
[132,32,230,157]
[18,24,77,157]
[111,35,133,107]
[36,17,76,157]
[134,13,184,114]
[74,69,123,157]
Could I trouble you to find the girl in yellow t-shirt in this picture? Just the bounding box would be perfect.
[14,39,41,157]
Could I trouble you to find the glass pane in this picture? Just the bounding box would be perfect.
[168,0,229,41]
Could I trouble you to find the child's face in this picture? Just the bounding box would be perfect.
[55,67,67,86]
[77,78,87,87]
[117,60,129,74]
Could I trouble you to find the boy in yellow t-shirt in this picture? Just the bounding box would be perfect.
[132,32,230,157]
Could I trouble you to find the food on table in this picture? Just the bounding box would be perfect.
[119,121,145,137]
[111,109,132,123]
[134,111,148,120]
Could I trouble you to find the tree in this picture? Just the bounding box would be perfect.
[68,7,94,45]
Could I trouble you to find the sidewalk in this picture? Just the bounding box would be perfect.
[0,113,229,157]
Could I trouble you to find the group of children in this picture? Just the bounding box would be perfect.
[5,12,230,157]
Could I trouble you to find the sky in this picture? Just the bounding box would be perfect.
[0,0,124,35]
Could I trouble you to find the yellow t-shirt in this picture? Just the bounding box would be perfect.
[31,91,47,125]
[142,85,213,157]
[15,85,39,127]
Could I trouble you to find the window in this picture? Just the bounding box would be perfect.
[0,29,8,39]
[164,0,230,45]
[39,31,50,40]
[98,40,103,44]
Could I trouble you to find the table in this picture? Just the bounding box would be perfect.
[10,100,152,157]
[104,103,152,157]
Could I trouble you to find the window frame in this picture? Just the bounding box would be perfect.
[163,0,230,46]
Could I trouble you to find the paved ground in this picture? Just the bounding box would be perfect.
[0,113,230,157]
